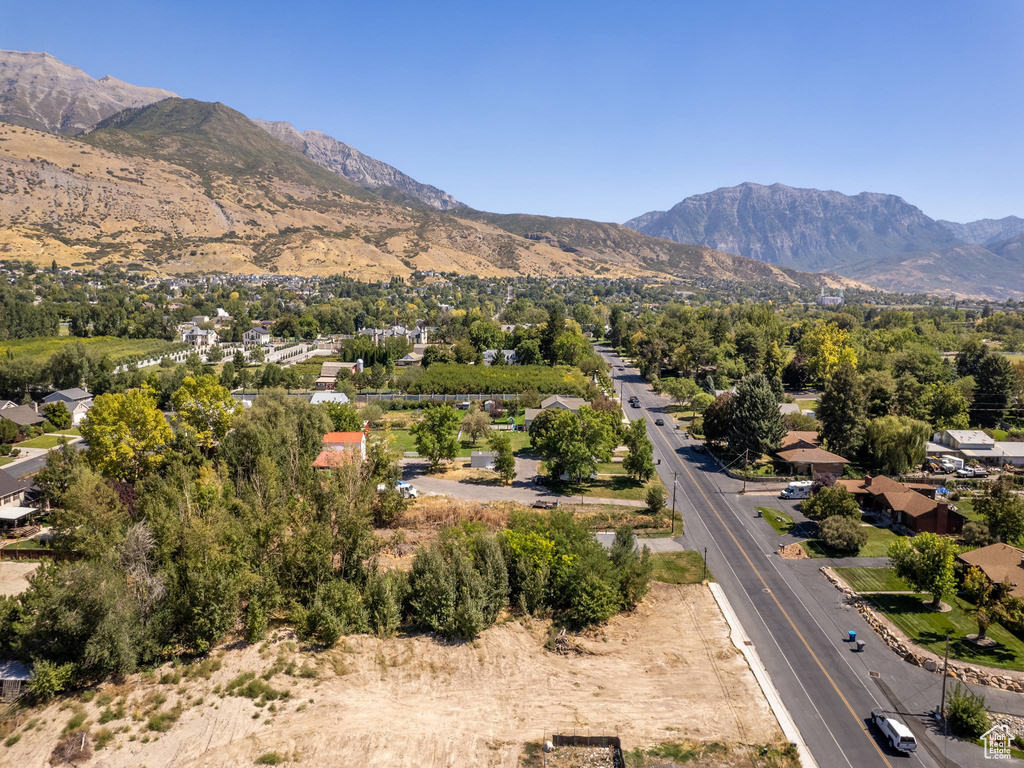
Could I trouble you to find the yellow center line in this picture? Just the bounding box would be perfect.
[664,427,895,768]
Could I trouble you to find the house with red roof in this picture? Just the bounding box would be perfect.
[313,431,367,471]
[838,475,964,536]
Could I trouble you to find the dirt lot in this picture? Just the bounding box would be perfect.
[0,561,37,596]
[2,583,783,768]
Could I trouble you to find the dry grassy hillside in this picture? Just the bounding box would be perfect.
[0,122,653,280]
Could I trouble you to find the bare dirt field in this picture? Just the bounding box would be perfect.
[1,583,784,768]
[0,561,37,596]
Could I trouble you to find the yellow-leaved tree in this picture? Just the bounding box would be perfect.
[80,388,173,482]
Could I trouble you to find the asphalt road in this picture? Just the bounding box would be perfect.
[599,346,987,768]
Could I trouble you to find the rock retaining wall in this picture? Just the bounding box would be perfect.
[822,567,1024,694]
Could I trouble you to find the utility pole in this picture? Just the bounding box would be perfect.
[671,471,678,536]
[702,547,707,582]
[742,448,748,494]
[939,632,950,732]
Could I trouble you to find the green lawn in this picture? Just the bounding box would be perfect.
[951,497,983,523]
[3,538,48,550]
[868,594,1024,671]
[757,506,795,535]
[0,456,13,467]
[650,550,712,584]
[795,399,818,411]
[380,428,530,457]
[834,567,910,593]
[802,522,906,558]
[17,431,81,450]
[542,475,664,501]
[595,461,627,475]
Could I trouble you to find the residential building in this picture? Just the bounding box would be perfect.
[243,326,271,346]
[309,391,351,405]
[483,349,516,365]
[524,395,590,429]
[958,543,1024,599]
[396,352,424,367]
[0,404,45,430]
[932,430,1024,466]
[774,431,849,476]
[321,431,367,459]
[42,387,93,426]
[0,469,33,530]
[183,327,218,349]
[838,475,965,535]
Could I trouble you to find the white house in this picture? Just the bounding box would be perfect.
[243,326,271,346]
[184,328,219,349]
[524,395,589,429]
[483,349,516,365]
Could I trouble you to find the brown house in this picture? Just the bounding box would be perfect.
[775,431,849,476]
[958,543,1024,599]
[838,475,964,535]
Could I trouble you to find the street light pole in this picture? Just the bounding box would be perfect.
[671,471,678,536]
[939,632,950,732]
[702,546,707,582]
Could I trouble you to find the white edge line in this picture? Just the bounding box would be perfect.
[709,581,820,768]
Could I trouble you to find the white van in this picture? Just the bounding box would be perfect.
[395,482,419,499]
[780,481,813,500]
[872,709,917,753]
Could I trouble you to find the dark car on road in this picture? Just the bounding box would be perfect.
[654,418,665,426]
[631,401,641,408]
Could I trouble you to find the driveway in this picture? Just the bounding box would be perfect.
[400,459,644,508]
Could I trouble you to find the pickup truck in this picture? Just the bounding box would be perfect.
[871,709,917,753]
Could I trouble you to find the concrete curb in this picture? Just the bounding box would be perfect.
[709,581,819,768]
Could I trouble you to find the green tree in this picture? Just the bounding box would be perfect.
[622,418,655,483]
[660,377,700,410]
[609,527,653,609]
[0,418,17,444]
[489,430,517,485]
[323,401,363,432]
[963,566,1009,641]
[81,388,173,482]
[819,515,867,553]
[971,352,1014,427]
[42,401,72,430]
[924,381,969,430]
[461,407,491,445]
[413,405,461,468]
[171,375,238,452]
[533,407,614,483]
[817,362,865,457]
[888,532,958,607]
[421,345,455,368]
[702,393,734,447]
[514,338,543,366]
[976,475,1024,544]
[645,484,666,518]
[727,374,785,462]
[864,415,930,475]
[802,484,860,521]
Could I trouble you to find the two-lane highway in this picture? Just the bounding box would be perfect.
[601,347,950,768]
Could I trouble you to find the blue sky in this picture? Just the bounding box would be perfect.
[4,0,1022,223]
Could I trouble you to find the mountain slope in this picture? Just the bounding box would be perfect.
[0,50,176,135]
[0,102,848,291]
[255,119,462,211]
[937,216,1024,245]
[624,182,958,272]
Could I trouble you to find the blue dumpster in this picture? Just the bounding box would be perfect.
[847,630,857,643]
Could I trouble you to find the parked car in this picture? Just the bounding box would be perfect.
[654,418,665,426]
[532,500,558,510]
[955,468,975,478]
[871,709,917,753]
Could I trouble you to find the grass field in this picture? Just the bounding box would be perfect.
[542,474,664,501]
[650,550,712,584]
[0,335,181,364]
[867,593,1024,671]
[951,497,983,523]
[834,567,910,593]
[0,457,13,467]
[18,430,80,450]
[802,523,905,558]
[757,506,795,535]
[381,429,530,457]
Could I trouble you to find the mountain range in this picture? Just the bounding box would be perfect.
[0,49,1017,298]
[0,52,842,291]
[626,183,1024,300]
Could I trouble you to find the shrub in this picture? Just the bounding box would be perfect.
[27,659,73,704]
[364,571,405,637]
[802,485,860,521]
[255,753,284,766]
[146,703,183,732]
[818,516,867,553]
[945,682,990,739]
[645,485,666,518]
[962,520,993,547]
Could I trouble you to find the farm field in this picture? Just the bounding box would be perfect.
[0,335,181,363]
[0,583,782,768]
